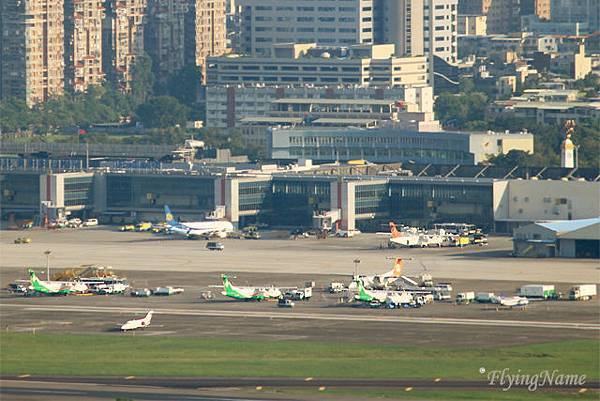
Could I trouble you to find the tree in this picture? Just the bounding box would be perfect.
[136,96,189,128]
[130,53,155,106]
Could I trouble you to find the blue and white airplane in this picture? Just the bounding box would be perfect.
[164,205,234,238]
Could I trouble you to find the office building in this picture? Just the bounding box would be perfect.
[64,0,105,92]
[269,126,533,164]
[1,0,65,105]
[103,0,148,92]
[145,0,188,78]
[206,43,429,87]
[184,0,227,82]
[238,0,375,57]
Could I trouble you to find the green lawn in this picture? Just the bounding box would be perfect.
[1,333,597,382]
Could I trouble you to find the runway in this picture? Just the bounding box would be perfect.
[3,303,599,331]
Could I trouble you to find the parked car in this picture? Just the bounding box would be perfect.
[206,242,225,251]
[82,218,98,227]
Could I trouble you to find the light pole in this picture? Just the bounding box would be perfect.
[44,250,52,279]
[353,259,361,277]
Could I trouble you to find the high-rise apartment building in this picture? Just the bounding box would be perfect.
[238,0,375,57]
[425,0,458,63]
[380,0,457,63]
[64,0,105,93]
[551,0,599,33]
[520,0,551,20]
[1,0,65,105]
[185,0,227,82]
[102,0,148,92]
[145,0,188,78]
[458,0,492,15]
[486,0,520,34]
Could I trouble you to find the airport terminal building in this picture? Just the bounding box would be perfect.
[2,161,599,234]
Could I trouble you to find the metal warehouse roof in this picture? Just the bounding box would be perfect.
[535,217,600,239]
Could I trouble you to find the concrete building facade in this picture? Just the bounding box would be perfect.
[102,0,148,92]
[145,0,188,78]
[238,0,375,57]
[458,15,487,36]
[64,0,105,93]
[184,0,227,82]
[1,0,65,105]
[206,43,429,87]
[270,126,533,164]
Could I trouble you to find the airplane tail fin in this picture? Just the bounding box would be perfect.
[221,274,231,289]
[164,205,177,225]
[145,310,154,323]
[354,278,369,299]
[391,258,403,277]
[389,222,402,238]
[28,269,44,291]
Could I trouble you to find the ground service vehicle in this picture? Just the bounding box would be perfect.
[136,222,152,231]
[475,292,497,303]
[206,242,225,251]
[131,288,152,297]
[14,237,32,244]
[519,284,557,299]
[568,284,597,301]
[329,282,345,293]
[83,219,99,227]
[278,297,295,308]
[120,224,135,232]
[152,287,184,296]
[456,291,475,304]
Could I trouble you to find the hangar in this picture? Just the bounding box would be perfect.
[513,218,600,258]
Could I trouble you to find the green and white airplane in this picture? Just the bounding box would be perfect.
[28,269,88,295]
[354,278,413,305]
[220,274,282,301]
[354,278,388,303]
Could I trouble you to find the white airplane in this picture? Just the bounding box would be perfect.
[120,311,154,331]
[218,275,282,301]
[377,222,421,247]
[164,205,234,238]
[28,269,88,295]
[350,257,407,290]
[354,278,413,306]
[497,296,529,307]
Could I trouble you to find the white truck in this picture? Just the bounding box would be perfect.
[286,287,312,300]
[475,292,497,303]
[568,284,597,301]
[329,282,345,293]
[456,291,475,304]
[519,284,557,300]
[152,286,185,296]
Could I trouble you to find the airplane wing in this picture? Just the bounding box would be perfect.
[375,232,392,236]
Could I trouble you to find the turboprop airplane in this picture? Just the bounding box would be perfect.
[377,222,421,247]
[353,278,415,307]
[28,269,88,295]
[164,205,234,238]
[120,311,154,331]
[352,257,407,290]
[219,274,282,301]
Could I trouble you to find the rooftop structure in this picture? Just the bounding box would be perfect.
[206,43,429,87]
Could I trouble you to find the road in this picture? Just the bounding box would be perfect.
[2,303,599,331]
